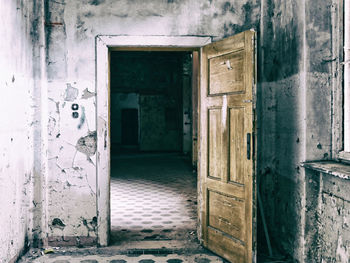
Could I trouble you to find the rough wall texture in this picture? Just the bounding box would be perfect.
[258,0,335,261]
[258,0,305,258]
[0,1,41,261]
[43,0,260,245]
[2,0,346,262]
[305,168,350,263]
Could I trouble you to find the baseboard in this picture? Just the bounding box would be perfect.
[45,236,97,247]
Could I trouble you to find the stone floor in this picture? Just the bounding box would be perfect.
[18,153,227,263]
[17,153,292,263]
[18,246,226,263]
[110,153,197,244]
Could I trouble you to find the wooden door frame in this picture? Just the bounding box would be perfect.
[95,35,211,246]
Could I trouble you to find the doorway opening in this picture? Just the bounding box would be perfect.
[109,50,201,247]
[96,33,259,262]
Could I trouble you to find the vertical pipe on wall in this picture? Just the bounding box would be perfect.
[344,0,350,151]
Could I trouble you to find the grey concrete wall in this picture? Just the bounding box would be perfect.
[258,0,305,259]
[305,168,350,262]
[258,0,336,261]
[0,1,43,261]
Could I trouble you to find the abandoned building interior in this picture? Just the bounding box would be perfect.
[1,0,350,262]
[109,51,198,245]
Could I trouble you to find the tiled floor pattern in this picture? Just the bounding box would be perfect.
[18,154,227,263]
[17,153,295,263]
[20,251,225,263]
[110,153,197,244]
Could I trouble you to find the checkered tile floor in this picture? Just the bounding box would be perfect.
[110,153,197,244]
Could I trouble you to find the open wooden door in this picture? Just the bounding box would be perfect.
[199,30,256,262]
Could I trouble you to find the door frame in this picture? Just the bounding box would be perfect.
[95,35,212,246]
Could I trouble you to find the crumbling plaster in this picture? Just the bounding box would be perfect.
[1,0,347,262]
[43,0,260,247]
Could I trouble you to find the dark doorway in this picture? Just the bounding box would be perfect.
[109,50,196,247]
[121,108,138,146]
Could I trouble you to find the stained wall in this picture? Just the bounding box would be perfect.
[1,0,348,262]
[258,0,340,261]
[43,0,260,247]
[0,0,45,262]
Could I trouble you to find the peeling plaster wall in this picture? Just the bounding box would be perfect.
[0,0,345,261]
[44,0,260,245]
[0,1,42,261]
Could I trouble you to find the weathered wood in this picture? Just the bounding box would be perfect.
[209,50,245,95]
[208,190,246,241]
[208,108,222,179]
[199,30,256,262]
[192,51,199,167]
[229,107,245,184]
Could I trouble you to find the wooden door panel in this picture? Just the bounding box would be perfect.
[229,107,245,184]
[207,227,245,263]
[206,180,245,199]
[208,190,246,241]
[199,30,256,263]
[208,108,222,179]
[209,50,245,95]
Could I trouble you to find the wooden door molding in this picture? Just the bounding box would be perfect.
[198,30,257,262]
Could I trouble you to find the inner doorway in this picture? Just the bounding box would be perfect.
[97,33,257,263]
[109,51,199,245]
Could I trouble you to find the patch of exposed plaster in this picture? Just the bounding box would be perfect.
[76,131,97,156]
[336,236,349,263]
[51,218,66,229]
[81,88,96,99]
[64,83,79,101]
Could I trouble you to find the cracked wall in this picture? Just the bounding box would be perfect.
[2,0,345,262]
[44,0,260,246]
[258,0,339,261]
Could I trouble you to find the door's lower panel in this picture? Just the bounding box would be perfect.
[207,226,246,263]
[208,189,245,242]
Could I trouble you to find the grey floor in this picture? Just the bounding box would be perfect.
[110,153,198,244]
[18,153,227,262]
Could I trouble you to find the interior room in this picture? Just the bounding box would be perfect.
[1,0,349,263]
[109,51,198,245]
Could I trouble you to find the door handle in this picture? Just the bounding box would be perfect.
[247,133,251,160]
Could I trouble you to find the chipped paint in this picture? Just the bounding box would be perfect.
[1,1,347,262]
[76,131,97,156]
[81,88,96,99]
[64,83,79,101]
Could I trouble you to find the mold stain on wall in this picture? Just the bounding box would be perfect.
[0,0,349,262]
